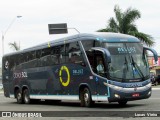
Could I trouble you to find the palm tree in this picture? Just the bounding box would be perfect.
[97,5,154,46]
[8,41,20,51]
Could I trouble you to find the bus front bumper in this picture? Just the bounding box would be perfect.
[104,82,152,102]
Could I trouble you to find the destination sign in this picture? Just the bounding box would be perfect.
[117,47,136,54]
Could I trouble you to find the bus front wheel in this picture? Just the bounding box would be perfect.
[16,89,24,104]
[80,87,93,107]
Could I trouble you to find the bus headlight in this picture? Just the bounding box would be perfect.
[114,94,120,98]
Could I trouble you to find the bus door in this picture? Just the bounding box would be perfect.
[91,48,111,100]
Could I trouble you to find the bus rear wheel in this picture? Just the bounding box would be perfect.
[23,89,31,104]
[80,87,93,107]
[16,89,24,104]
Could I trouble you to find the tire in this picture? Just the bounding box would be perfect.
[80,87,93,107]
[118,101,127,106]
[16,89,24,104]
[23,89,31,104]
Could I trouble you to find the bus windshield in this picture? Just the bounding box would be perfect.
[103,42,149,82]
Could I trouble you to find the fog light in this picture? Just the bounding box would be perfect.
[114,94,120,98]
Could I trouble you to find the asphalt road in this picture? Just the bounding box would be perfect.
[0,89,160,120]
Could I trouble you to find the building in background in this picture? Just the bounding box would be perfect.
[148,54,160,82]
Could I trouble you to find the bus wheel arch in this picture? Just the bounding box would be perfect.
[79,84,93,107]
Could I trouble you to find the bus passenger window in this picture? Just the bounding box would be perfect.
[60,45,65,64]
[66,42,84,65]
[50,55,59,65]
[81,40,101,51]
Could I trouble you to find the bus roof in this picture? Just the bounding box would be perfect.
[3,32,140,57]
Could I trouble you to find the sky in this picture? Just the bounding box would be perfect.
[0,0,160,65]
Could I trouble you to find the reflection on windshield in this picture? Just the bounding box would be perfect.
[105,43,149,82]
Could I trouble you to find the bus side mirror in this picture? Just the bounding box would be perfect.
[91,47,111,63]
[103,49,111,63]
[143,47,158,64]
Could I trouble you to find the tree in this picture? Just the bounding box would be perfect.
[97,5,154,46]
[8,41,20,51]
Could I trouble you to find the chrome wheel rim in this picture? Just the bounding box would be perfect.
[24,94,29,103]
[84,92,89,104]
[17,93,21,101]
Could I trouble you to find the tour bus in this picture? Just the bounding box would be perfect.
[2,33,158,107]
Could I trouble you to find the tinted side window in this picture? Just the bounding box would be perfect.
[82,40,101,51]
[51,46,61,65]
[38,45,65,66]
[60,45,65,64]
[9,41,86,69]
[81,40,101,71]
[66,42,84,65]
[39,48,51,66]
[20,51,37,69]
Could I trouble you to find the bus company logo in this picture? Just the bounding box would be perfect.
[13,72,28,79]
[5,61,9,69]
[59,66,70,87]
[126,83,143,88]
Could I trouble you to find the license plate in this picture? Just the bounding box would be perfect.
[132,93,140,97]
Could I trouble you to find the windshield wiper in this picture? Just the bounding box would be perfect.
[122,56,128,82]
[130,55,145,80]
